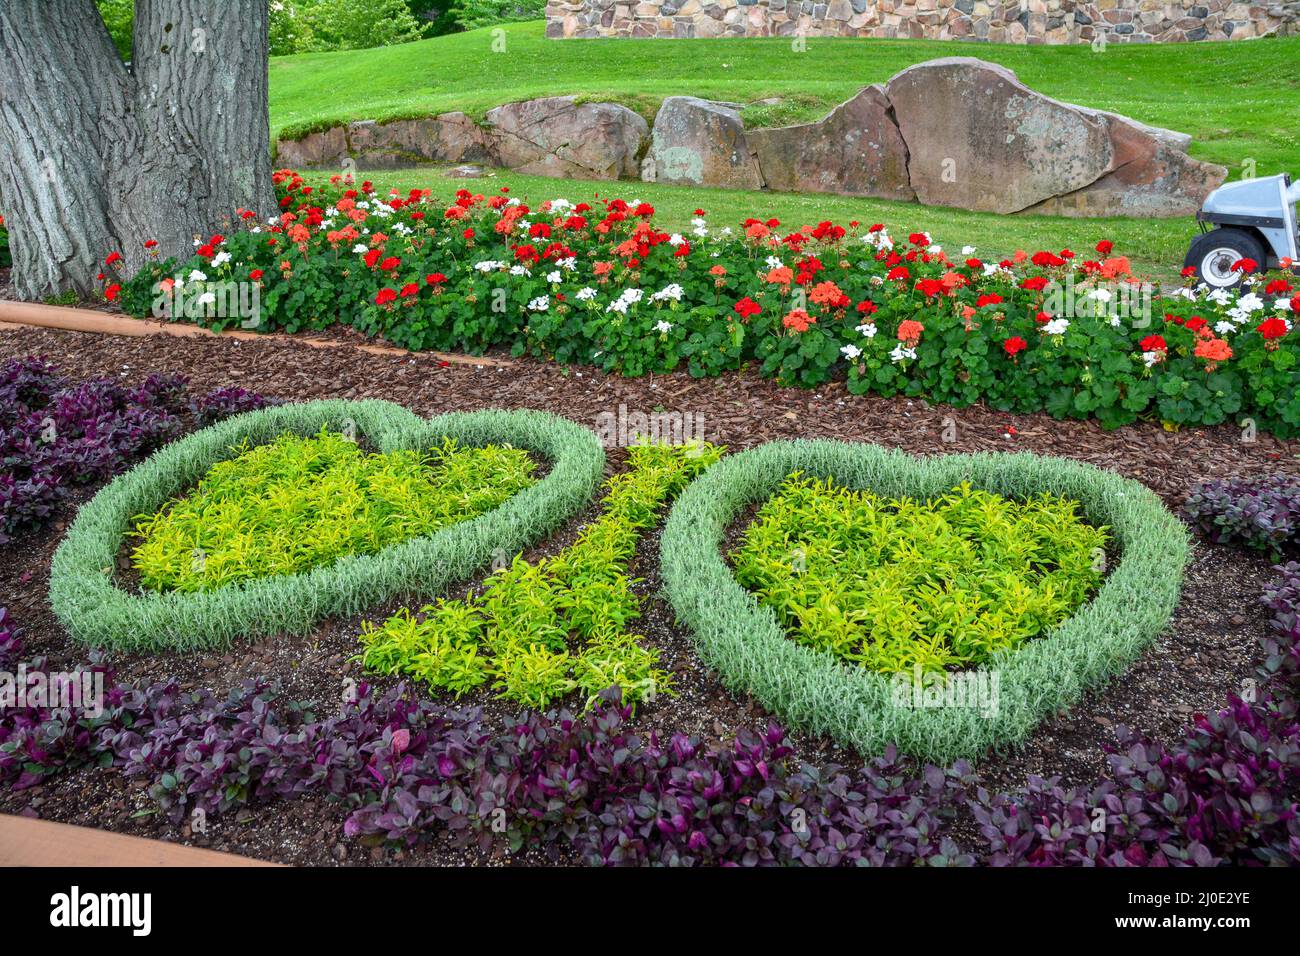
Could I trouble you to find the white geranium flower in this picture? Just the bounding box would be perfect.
[546,271,562,284]
[654,320,673,333]
[856,323,877,338]
[961,245,976,256]
[1042,318,1070,336]
[575,287,597,301]
[474,260,503,273]
[1142,350,1161,368]
[890,344,916,364]
[188,269,208,282]
[841,343,862,360]
[527,296,549,312]
[668,233,685,246]
[212,251,231,267]
[509,265,530,277]
[651,283,684,302]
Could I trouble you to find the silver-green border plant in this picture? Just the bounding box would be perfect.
[50,400,605,652]
[660,440,1189,762]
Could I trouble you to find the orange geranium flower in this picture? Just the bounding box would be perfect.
[783,308,815,333]
[897,319,924,346]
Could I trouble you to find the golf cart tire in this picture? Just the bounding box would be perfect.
[1185,227,1265,289]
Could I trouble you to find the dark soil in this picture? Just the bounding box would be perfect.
[0,323,1295,866]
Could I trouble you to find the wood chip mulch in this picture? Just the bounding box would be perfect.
[1,323,1297,867]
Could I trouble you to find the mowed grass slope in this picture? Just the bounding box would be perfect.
[270,21,1299,179]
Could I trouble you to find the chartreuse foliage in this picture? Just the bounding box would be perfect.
[731,477,1108,675]
[50,401,605,652]
[358,440,723,710]
[661,441,1188,762]
[130,430,536,593]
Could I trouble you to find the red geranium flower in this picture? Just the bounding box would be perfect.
[1140,334,1167,352]
[1231,258,1258,273]
[1096,240,1113,255]
[1257,317,1288,341]
[734,297,762,319]
[1003,336,1027,357]
[375,288,397,305]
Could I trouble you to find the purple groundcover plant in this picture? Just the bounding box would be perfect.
[0,356,274,544]
[1183,474,1300,559]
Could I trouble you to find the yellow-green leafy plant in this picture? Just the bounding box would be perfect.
[731,477,1108,675]
[130,429,536,592]
[358,440,723,710]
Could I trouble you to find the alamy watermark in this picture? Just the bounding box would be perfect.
[1,666,105,718]
[1042,276,1155,328]
[152,278,262,328]
[594,403,707,449]
[890,664,1000,719]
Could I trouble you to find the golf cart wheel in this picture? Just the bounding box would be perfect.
[1185,228,1264,290]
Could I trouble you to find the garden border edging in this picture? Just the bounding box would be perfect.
[660,440,1190,762]
[49,400,606,651]
[0,300,512,367]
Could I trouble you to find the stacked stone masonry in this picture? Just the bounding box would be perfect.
[545,0,1298,43]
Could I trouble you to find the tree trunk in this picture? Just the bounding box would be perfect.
[0,0,274,300]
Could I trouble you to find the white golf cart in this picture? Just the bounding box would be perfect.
[1185,172,1300,289]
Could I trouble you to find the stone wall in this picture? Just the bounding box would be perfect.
[545,0,1299,43]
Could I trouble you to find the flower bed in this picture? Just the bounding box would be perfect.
[660,440,1189,762]
[49,401,605,651]
[131,430,537,592]
[113,171,1300,435]
[358,441,721,710]
[731,476,1108,674]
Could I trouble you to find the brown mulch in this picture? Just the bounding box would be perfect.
[0,323,1296,866]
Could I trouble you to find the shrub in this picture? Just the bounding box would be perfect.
[358,441,723,709]
[131,430,536,592]
[661,440,1188,762]
[1183,473,1300,559]
[732,476,1107,674]
[0,357,269,545]
[95,0,430,58]
[49,402,605,651]
[116,173,1300,436]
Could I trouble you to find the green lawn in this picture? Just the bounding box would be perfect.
[275,21,1300,276]
[271,20,1298,180]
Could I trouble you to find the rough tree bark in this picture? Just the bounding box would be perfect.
[0,0,275,299]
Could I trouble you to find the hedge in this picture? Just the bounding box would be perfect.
[659,441,1190,762]
[49,400,605,652]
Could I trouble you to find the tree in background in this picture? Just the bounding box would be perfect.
[0,0,275,299]
[97,0,433,56]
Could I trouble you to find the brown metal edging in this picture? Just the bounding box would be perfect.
[0,814,282,867]
[0,300,512,368]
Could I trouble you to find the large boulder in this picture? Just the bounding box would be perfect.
[748,85,913,201]
[485,96,648,180]
[275,126,348,169]
[1024,112,1227,218]
[346,114,498,168]
[645,96,764,189]
[885,58,1117,214]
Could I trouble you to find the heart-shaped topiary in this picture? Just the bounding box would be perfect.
[660,440,1189,763]
[50,400,605,652]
